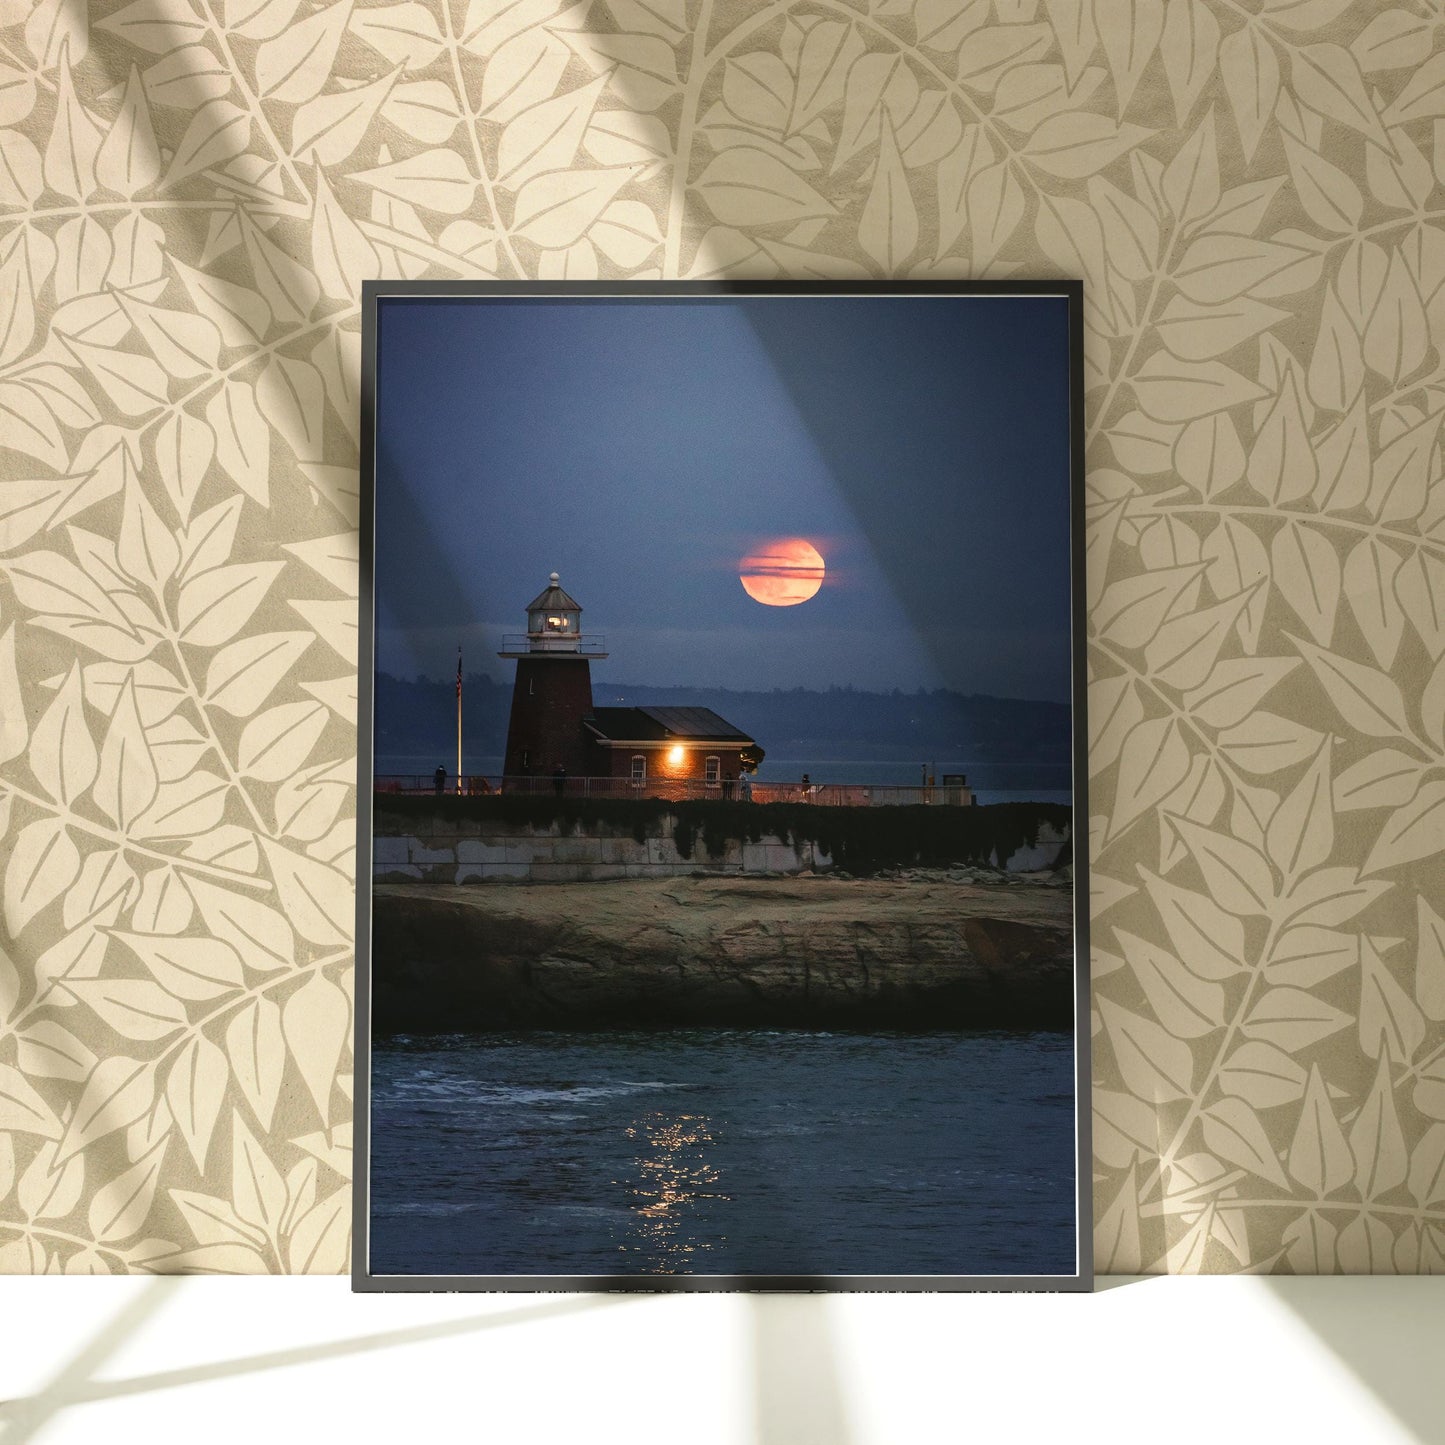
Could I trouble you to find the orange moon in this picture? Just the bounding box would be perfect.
[739,538,825,607]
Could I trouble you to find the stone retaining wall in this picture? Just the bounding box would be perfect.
[372,823,829,883]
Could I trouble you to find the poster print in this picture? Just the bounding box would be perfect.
[355,281,1089,1290]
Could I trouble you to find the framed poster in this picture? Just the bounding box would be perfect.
[354,281,1090,1291]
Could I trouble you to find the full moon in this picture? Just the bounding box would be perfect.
[739,538,826,607]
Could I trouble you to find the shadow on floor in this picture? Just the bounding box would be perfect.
[1266,1278,1445,1445]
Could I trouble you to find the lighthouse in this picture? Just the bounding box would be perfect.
[498,572,607,782]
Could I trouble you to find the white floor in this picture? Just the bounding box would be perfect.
[0,1277,1441,1444]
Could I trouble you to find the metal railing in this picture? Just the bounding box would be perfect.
[374,775,976,806]
[498,634,608,655]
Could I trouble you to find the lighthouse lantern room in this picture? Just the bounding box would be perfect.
[499,572,607,782]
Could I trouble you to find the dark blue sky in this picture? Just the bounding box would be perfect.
[374,294,1072,701]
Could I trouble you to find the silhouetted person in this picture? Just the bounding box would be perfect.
[434,765,446,796]
[722,772,735,800]
[739,772,752,802]
[553,764,566,797]
[801,772,811,800]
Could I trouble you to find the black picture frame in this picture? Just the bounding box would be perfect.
[353,279,1092,1293]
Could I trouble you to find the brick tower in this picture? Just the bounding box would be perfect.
[499,572,607,783]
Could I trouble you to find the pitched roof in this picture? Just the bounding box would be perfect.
[525,573,582,612]
[586,705,754,744]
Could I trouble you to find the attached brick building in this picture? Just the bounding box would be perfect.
[500,573,759,789]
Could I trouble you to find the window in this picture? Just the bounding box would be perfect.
[630,755,646,783]
[705,755,720,784]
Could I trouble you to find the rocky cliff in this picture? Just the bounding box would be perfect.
[370,875,1075,1032]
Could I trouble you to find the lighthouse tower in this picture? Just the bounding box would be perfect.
[498,572,607,783]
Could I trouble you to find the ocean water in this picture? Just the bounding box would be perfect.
[369,1029,1077,1279]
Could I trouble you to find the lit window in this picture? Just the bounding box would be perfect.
[705,755,720,784]
[630,755,646,782]
[546,615,568,631]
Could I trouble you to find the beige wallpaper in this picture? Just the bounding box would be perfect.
[0,0,1441,1276]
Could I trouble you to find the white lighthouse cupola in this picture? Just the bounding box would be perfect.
[525,572,583,652]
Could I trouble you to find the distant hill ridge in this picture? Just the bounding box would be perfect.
[375,671,1069,768]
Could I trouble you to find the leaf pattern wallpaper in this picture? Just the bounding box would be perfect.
[0,0,1442,1277]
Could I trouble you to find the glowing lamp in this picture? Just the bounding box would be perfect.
[668,745,685,766]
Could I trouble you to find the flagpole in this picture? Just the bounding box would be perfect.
[456,645,462,795]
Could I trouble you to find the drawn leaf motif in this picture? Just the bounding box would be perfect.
[1161,110,1218,227]
[497,74,605,190]
[966,160,1025,270]
[1308,287,1364,413]
[62,335,170,419]
[1291,636,1409,739]
[1202,1097,1289,1188]
[18,1140,85,1221]
[111,932,245,1004]
[292,67,396,165]
[178,562,284,647]
[44,51,102,202]
[226,997,286,1130]
[5,818,81,936]
[1159,0,1217,124]
[1110,716,1190,838]
[256,0,351,105]
[92,673,159,831]
[1024,113,1151,179]
[286,1186,350,1272]
[15,1021,98,1083]
[88,1137,166,1244]
[237,702,329,783]
[231,1111,286,1236]
[185,875,296,973]
[1289,44,1390,150]
[1167,815,1275,917]
[1348,1054,1408,1199]
[171,1186,265,1249]
[130,772,230,840]
[1244,987,1351,1051]
[163,100,250,187]
[1139,867,1246,980]
[1118,928,1225,1037]
[1219,1041,1307,1109]
[1288,1064,1354,1195]
[1332,750,1419,813]
[1265,739,1333,880]
[0,1062,63,1138]
[350,1,446,68]
[1408,1124,1445,1207]
[1174,235,1312,305]
[154,411,217,526]
[693,149,831,230]
[56,1056,154,1163]
[31,661,97,808]
[164,1036,227,1173]
[1380,49,1445,125]
[281,972,349,1126]
[1264,926,1358,989]
[1094,563,1202,648]
[1417,898,1445,1022]
[1280,134,1363,236]
[96,66,160,198]
[347,149,476,214]
[1089,673,1143,776]
[1364,779,1445,877]
[1098,997,1195,1102]
[858,115,916,273]
[1145,590,1255,692]
[1247,369,1316,504]
[1368,412,1438,525]
[260,840,350,946]
[1132,352,1267,423]
[1283,1209,1337,1273]
[205,632,313,718]
[63,978,186,1042]
[241,214,319,326]
[1358,940,1425,1075]
[205,381,268,508]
